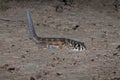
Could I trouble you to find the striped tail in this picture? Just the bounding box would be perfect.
[26,10,40,43]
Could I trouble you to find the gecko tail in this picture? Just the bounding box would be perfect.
[26,10,40,43]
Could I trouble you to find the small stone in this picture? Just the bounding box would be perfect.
[111,77,120,80]
[7,67,16,72]
[30,77,36,80]
[113,53,118,56]
[56,5,63,12]
[11,44,15,47]
[72,25,79,30]
[21,55,25,58]
[91,59,95,62]
[36,23,40,26]
[56,72,62,76]
[116,45,120,51]
[0,64,9,69]
[113,71,116,74]
[26,50,29,53]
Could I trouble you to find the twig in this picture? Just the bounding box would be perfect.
[0,18,11,22]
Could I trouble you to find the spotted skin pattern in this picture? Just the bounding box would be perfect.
[26,10,86,51]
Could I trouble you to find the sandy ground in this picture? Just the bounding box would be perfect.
[0,0,120,80]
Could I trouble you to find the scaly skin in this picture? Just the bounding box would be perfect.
[26,10,86,51]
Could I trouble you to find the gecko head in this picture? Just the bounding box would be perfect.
[71,41,86,51]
